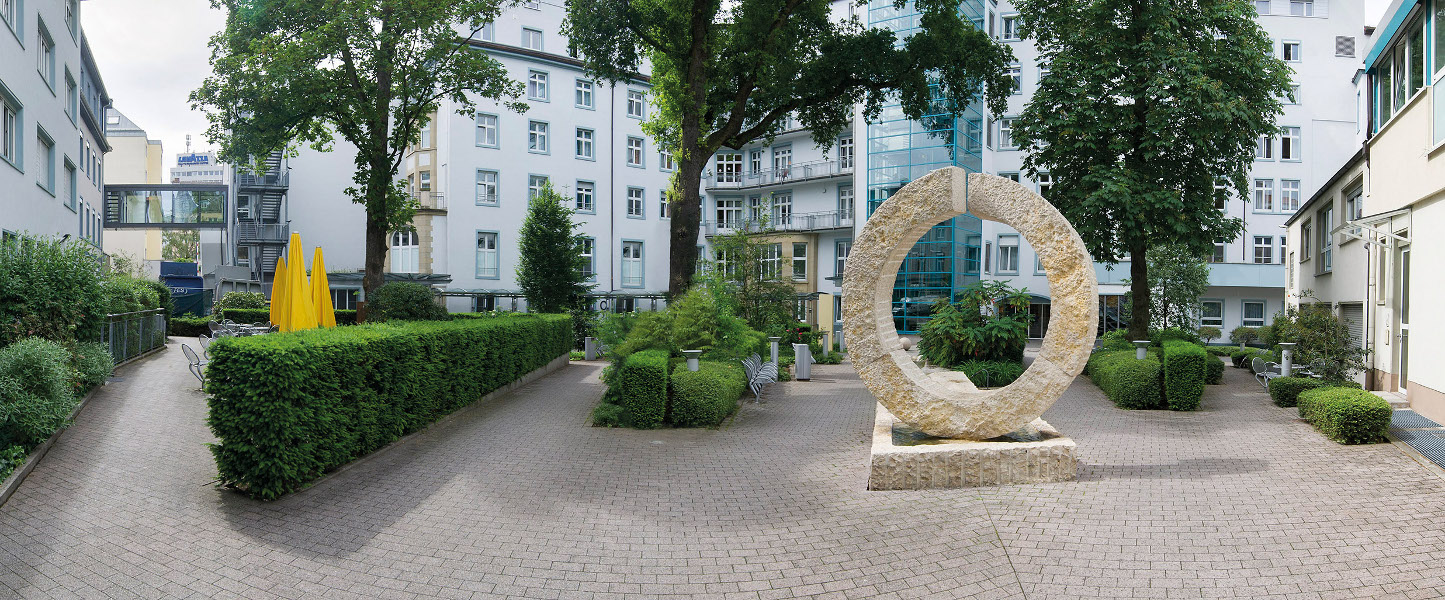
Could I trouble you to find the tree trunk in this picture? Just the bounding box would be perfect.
[1127,239,1149,341]
[669,146,705,298]
[358,150,393,322]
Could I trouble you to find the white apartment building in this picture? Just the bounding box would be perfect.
[0,0,109,248]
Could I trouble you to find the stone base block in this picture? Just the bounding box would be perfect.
[868,403,1078,490]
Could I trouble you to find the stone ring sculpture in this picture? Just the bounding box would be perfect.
[842,168,1099,440]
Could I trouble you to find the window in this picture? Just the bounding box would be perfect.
[64,70,76,122]
[621,241,643,287]
[772,146,792,177]
[1254,0,1270,14]
[838,136,854,168]
[522,27,543,51]
[1242,301,1266,327]
[713,151,739,182]
[580,237,595,280]
[528,175,548,199]
[835,240,851,277]
[1210,243,1225,263]
[1437,2,1445,80]
[762,243,782,280]
[527,71,548,101]
[998,117,1018,149]
[659,191,669,219]
[1,91,18,167]
[35,129,53,193]
[1255,134,1274,159]
[390,230,419,274]
[1300,220,1312,262]
[1006,64,1022,93]
[475,232,499,279]
[332,288,359,311]
[575,128,594,159]
[2,0,15,32]
[838,185,854,219]
[626,136,644,167]
[1000,15,1019,41]
[998,235,1020,273]
[1037,173,1053,198]
[38,22,55,89]
[749,149,763,173]
[1280,180,1300,212]
[235,245,251,267]
[626,90,645,118]
[474,170,498,205]
[419,120,431,148]
[1337,35,1356,58]
[792,242,808,281]
[1410,19,1426,98]
[1289,0,1313,16]
[1280,126,1300,160]
[1282,41,1301,62]
[1201,300,1224,327]
[575,180,594,212]
[575,79,594,108]
[65,0,77,37]
[999,171,1020,182]
[1253,235,1274,264]
[1318,205,1333,272]
[772,192,792,226]
[748,195,765,222]
[626,187,644,217]
[1286,84,1300,105]
[479,20,494,41]
[62,159,75,210]
[418,170,431,191]
[528,121,548,153]
[1253,179,1274,212]
[1344,186,1363,236]
[717,197,742,228]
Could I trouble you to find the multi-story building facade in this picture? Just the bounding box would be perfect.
[1,0,110,247]
[101,108,164,266]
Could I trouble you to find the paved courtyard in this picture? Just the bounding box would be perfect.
[3,342,1445,599]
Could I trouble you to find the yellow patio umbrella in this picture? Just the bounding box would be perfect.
[270,256,288,329]
[311,247,337,328]
[283,232,318,332]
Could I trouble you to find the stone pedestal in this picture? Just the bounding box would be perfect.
[868,404,1078,490]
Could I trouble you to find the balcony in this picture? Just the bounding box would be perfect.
[411,191,447,211]
[705,158,853,190]
[703,209,855,236]
[236,222,289,242]
[236,170,290,188]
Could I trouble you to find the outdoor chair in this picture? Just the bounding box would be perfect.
[207,321,226,336]
[182,344,207,386]
[1251,356,1281,389]
[198,334,212,360]
[741,353,779,401]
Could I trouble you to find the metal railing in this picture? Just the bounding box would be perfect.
[236,170,290,187]
[102,309,167,365]
[236,222,289,242]
[411,191,447,210]
[702,209,855,235]
[705,158,853,189]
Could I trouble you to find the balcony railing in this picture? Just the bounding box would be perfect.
[705,158,853,189]
[411,191,447,211]
[236,171,290,187]
[702,209,855,235]
[102,309,166,366]
[236,222,289,242]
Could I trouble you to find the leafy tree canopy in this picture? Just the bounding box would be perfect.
[517,183,593,313]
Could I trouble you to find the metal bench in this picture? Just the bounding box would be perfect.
[741,353,779,401]
[1251,356,1281,388]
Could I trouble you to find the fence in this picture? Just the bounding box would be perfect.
[102,308,167,365]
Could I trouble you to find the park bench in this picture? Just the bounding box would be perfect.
[741,353,779,401]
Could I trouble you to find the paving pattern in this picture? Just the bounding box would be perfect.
[3,344,1445,599]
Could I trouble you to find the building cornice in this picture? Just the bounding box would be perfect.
[465,40,651,85]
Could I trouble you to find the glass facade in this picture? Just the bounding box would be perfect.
[104,186,227,227]
[867,0,986,333]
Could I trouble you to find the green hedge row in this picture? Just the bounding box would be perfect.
[1086,350,1163,410]
[1269,377,1361,407]
[1205,346,1234,357]
[1161,340,1206,411]
[206,313,571,499]
[617,350,669,429]
[669,361,746,427]
[169,316,210,337]
[1297,387,1390,444]
[1205,356,1224,384]
[1230,347,1278,368]
[220,308,358,326]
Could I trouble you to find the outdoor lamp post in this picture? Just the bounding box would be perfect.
[769,336,781,364]
[1133,340,1151,360]
[1279,342,1296,377]
[682,350,702,372]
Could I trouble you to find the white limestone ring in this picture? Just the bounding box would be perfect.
[842,169,1099,440]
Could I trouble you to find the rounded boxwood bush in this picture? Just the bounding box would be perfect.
[1161,340,1206,411]
[366,282,451,322]
[669,361,746,427]
[215,291,268,312]
[1086,350,1162,410]
[617,349,669,429]
[1297,387,1390,444]
[1205,355,1224,384]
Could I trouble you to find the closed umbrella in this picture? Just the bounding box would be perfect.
[284,233,318,332]
[270,256,288,329]
[311,247,336,327]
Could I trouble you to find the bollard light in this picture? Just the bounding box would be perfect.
[768,336,781,364]
[1133,340,1151,361]
[682,350,702,372]
[1278,342,1296,377]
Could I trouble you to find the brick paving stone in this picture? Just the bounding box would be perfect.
[2,346,1445,598]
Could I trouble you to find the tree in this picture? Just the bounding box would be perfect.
[698,226,796,333]
[191,0,526,309]
[1125,244,1210,331]
[162,230,199,263]
[517,183,593,313]
[564,0,1014,296]
[1013,0,1292,340]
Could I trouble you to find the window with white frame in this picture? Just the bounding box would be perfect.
[332,288,358,311]
[1006,64,1022,93]
[1318,204,1333,272]
[1001,15,1019,41]
[475,170,498,205]
[1344,185,1363,236]
[999,171,1020,182]
[626,137,644,167]
[1243,301,1266,327]
[772,192,793,226]
[580,237,595,280]
[390,229,420,273]
[1,92,18,165]
[772,146,792,176]
[64,71,76,122]
[748,195,764,222]
[2,0,16,32]
[35,129,53,192]
[528,174,548,199]
[1280,126,1300,160]
[997,235,1020,273]
[1300,220,1312,262]
[521,27,543,50]
[626,187,644,217]
[474,113,498,147]
[1201,300,1223,327]
[1290,0,1313,16]
[575,79,594,108]
[38,22,55,89]
[1281,179,1301,211]
[717,197,742,228]
[1254,0,1270,14]
[528,121,548,153]
[716,153,742,182]
[838,136,854,168]
[749,149,763,173]
[418,170,431,191]
[1283,41,1301,61]
[575,128,594,159]
[527,71,548,101]
[1253,179,1274,211]
[475,232,499,278]
[626,90,645,118]
[659,148,674,170]
[659,190,669,219]
[621,241,644,287]
[1210,243,1226,263]
[479,20,494,41]
[835,240,851,277]
[792,242,808,281]
[998,118,1017,149]
[575,180,594,212]
[762,243,782,280]
[419,121,431,148]
[1037,173,1053,197]
[1255,134,1274,159]
[235,245,251,267]
[1253,235,1274,264]
[838,185,854,219]
[1287,84,1300,105]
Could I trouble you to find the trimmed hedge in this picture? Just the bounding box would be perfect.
[616,350,669,429]
[206,313,571,499]
[1205,356,1224,384]
[170,316,211,337]
[1297,387,1391,444]
[1161,340,1206,411]
[1205,346,1234,357]
[1086,350,1163,410]
[221,307,357,326]
[1270,377,1360,407]
[669,361,746,427]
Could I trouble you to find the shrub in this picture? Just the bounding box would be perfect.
[0,444,25,484]
[591,402,624,427]
[365,282,450,322]
[170,316,212,337]
[214,291,268,312]
[0,338,79,450]
[221,308,355,326]
[334,309,358,326]
[570,307,598,351]
[669,361,746,427]
[953,359,1026,388]
[1198,326,1222,345]
[1160,340,1206,411]
[1204,355,1224,384]
[101,277,161,314]
[612,289,766,361]
[1297,387,1391,444]
[0,237,107,347]
[813,350,843,365]
[616,350,669,429]
[1205,346,1233,357]
[1269,377,1322,407]
[1098,329,1133,351]
[1086,350,1162,410]
[206,314,571,499]
[1230,326,1259,347]
[918,281,1032,367]
[73,342,114,392]
[1152,327,1202,346]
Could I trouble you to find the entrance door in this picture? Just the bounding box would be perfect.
[1399,247,1411,391]
[1028,303,1051,338]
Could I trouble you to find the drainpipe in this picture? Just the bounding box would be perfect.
[610,83,616,298]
